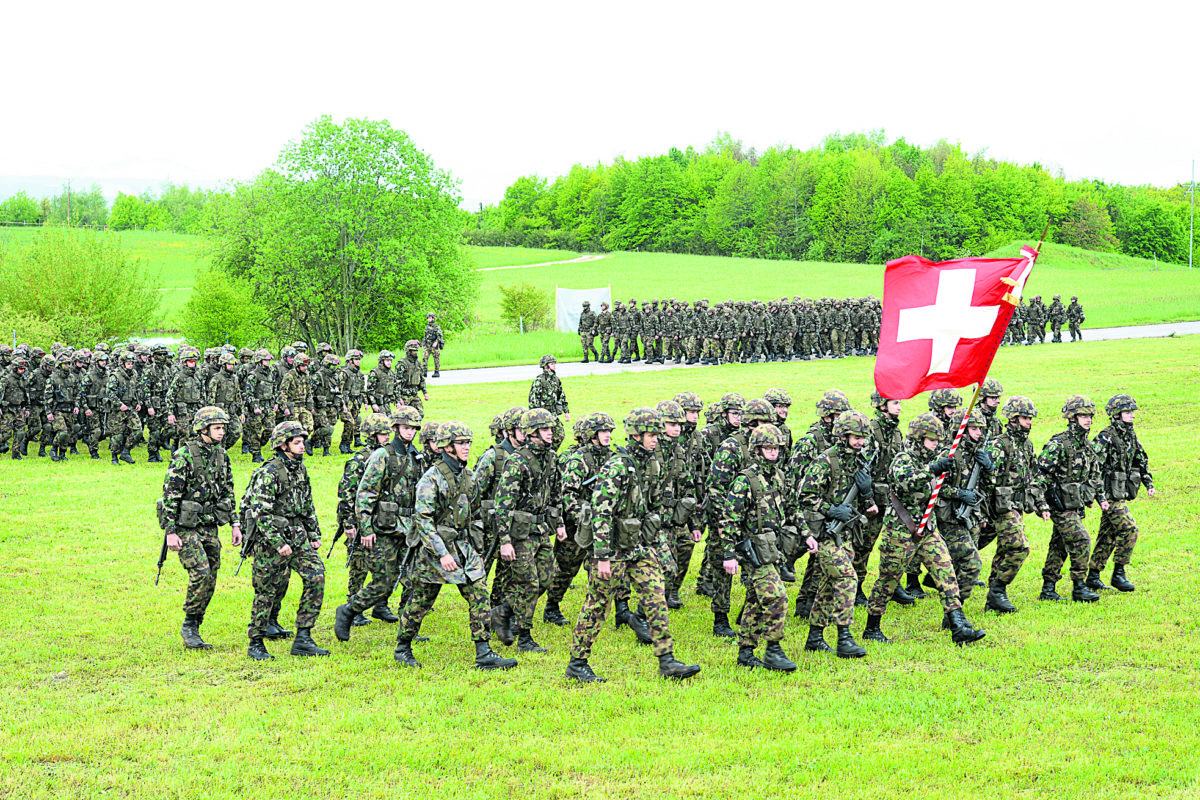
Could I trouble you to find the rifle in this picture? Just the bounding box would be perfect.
[825,446,878,547]
[392,544,419,594]
[954,432,990,525]
[155,532,168,585]
[327,516,345,559]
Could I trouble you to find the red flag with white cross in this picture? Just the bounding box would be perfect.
[873,246,1039,400]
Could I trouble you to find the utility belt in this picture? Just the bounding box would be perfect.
[1105,471,1141,502]
[160,497,235,529]
[373,502,415,532]
[510,507,559,540]
[1046,481,1094,512]
[990,485,1032,515]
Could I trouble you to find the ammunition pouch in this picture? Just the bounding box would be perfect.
[873,482,890,508]
[750,529,780,565]
[574,503,595,549]
[1081,481,1096,506]
[733,538,762,569]
[991,485,1015,514]
[1058,481,1084,511]
[178,499,203,529]
[1127,471,1141,500]
[510,509,539,541]
[778,524,801,559]
[375,501,400,532]
[469,519,485,551]
[614,517,642,551]
[1106,471,1129,502]
[802,509,825,539]
[436,523,462,546]
[214,497,233,527]
[673,496,698,527]
[934,494,954,522]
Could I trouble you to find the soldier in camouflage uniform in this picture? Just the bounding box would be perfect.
[243,421,329,660]
[27,351,51,457]
[723,423,810,670]
[979,396,1051,613]
[366,350,397,414]
[397,340,429,414]
[1067,296,1085,342]
[528,355,570,420]
[1036,395,1108,602]
[309,353,341,456]
[828,299,851,358]
[627,297,644,361]
[165,349,205,452]
[1047,294,1067,342]
[577,301,599,363]
[204,353,243,452]
[421,313,445,377]
[565,407,702,683]
[0,356,29,460]
[278,353,315,448]
[143,345,173,462]
[77,351,108,459]
[335,413,392,629]
[694,392,743,600]
[670,391,708,599]
[977,378,1005,437]
[857,391,905,607]
[1087,394,1154,593]
[337,349,366,454]
[473,406,527,638]
[862,413,986,646]
[929,408,991,601]
[334,406,429,641]
[106,350,146,464]
[596,302,613,362]
[160,407,241,649]
[1027,295,1047,343]
[242,350,278,463]
[44,354,80,462]
[653,400,704,609]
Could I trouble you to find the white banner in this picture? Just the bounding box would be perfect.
[555,286,612,333]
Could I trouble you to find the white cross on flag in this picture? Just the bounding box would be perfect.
[874,248,1038,399]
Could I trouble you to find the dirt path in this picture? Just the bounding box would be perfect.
[475,254,606,272]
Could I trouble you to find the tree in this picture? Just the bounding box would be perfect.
[1059,197,1119,252]
[0,191,42,224]
[108,192,151,230]
[178,269,267,349]
[498,282,552,331]
[210,116,478,351]
[46,183,109,227]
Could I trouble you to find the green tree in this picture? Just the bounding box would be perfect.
[0,191,42,224]
[108,192,151,230]
[1059,197,1119,251]
[498,282,552,331]
[178,269,267,349]
[46,183,109,227]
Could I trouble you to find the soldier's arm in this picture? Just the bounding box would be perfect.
[161,449,192,533]
[355,449,388,539]
[1133,433,1154,490]
[299,470,321,543]
[798,458,832,515]
[493,456,526,546]
[721,475,752,552]
[589,458,626,560]
[559,454,588,521]
[1034,438,1062,494]
[414,474,450,557]
[247,469,286,553]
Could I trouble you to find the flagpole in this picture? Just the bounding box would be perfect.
[913,226,1049,538]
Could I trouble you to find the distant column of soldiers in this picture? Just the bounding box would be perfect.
[1004,294,1086,345]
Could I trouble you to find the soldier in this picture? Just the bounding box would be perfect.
[473,405,527,640]
[653,401,704,610]
[242,349,279,464]
[397,340,430,414]
[77,351,108,459]
[334,406,428,642]
[335,413,392,629]
[421,312,445,377]
[829,299,851,358]
[337,349,366,454]
[27,350,51,457]
[278,353,315,450]
[1027,295,1047,344]
[1087,394,1155,592]
[577,301,599,363]
[565,407,702,683]
[204,353,243,452]
[723,423,810,670]
[143,345,173,462]
[977,378,1005,437]
[528,354,570,420]
[627,297,643,361]
[165,349,205,452]
[979,396,1050,613]
[669,391,707,600]
[1036,395,1108,602]
[929,408,991,601]
[1067,296,1085,342]
[596,301,613,363]
[493,407,566,653]
[310,353,341,456]
[695,392,743,599]
[44,354,80,462]
[366,350,397,414]
[720,305,740,365]
[242,421,329,661]
[0,355,29,460]
[857,391,905,607]
[106,351,146,465]
[862,413,987,645]
[1047,294,1067,343]
[160,407,241,649]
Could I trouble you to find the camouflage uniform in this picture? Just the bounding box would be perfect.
[421,317,445,375]
[0,361,29,458]
[596,303,613,362]
[366,357,397,414]
[397,346,427,414]
[1027,297,1047,343]
[932,419,989,601]
[26,355,52,456]
[309,355,341,453]
[204,357,243,450]
[277,356,315,434]
[577,302,599,362]
[106,354,146,461]
[143,348,173,458]
[44,357,80,457]
[548,429,612,614]
[337,352,366,452]
[528,367,569,417]
[1090,402,1153,585]
[1067,297,1085,342]
[337,440,377,610]
[242,354,278,457]
[857,401,903,601]
[165,359,205,447]
[77,355,108,457]
[1047,296,1067,342]
[472,434,518,604]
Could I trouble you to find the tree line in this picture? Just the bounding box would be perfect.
[0,182,217,235]
[467,132,1196,265]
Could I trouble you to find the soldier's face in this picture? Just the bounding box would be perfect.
[773,404,788,421]
[397,424,417,442]
[596,429,612,446]
[967,426,982,442]
[685,410,698,424]
[846,434,867,450]
[205,423,226,444]
[382,358,393,367]
[923,437,939,451]
[1016,415,1032,431]
[984,396,1000,410]
[373,432,390,445]
[1075,414,1093,431]
[761,445,779,461]
[725,410,741,427]
[637,432,658,452]
[545,363,556,373]
[286,437,306,456]
[1121,411,1136,424]
[664,421,681,438]
[453,440,471,461]
[511,429,526,444]
[886,400,903,417]
[536,427,553,445]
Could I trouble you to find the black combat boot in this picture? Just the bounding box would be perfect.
[475,640,517,670]
[516,628,547,653]
[1071,578,1100,603]
[836,626,867,658]
[147,450,162,463]
[778,561,796,583]
[862,614,891,643]
[1111,565,1135,592]
[10,446,21,461]
[248,637,274,661]
[490,602,515,646]
[628,607,653,645]
[111,452,120,466]
[922,572,937,589]
[181,617,212,650]
[665,585,683,609]
[794,593,814,619]
[372,604,399,623]
[906,573,928,599]
[1085,569,1109,591]
[305,440,313,456]
[70,443,79,455]
[763,641,798,672]
[804,625,833,653]
[582,354,589,363]
[542,599,570,626]
[431,371,439,378]
[322,447,330,456]
[944,609,987,645]
[737,645,766,669]
[658,652,701,680]
[119,450,135,464]
[291,628,330,656]
[252,450,264,463]
[339,442,352,454]
[393,637,420,667]
[19,438,28,456]
[89,447,100,459]
[712,612,736,639]
[613,598,635,630]
[1038,580,1063,601]
[984,583,1017,613]
[854,580,869,607]
[38,442,47,457]
[50,447,62,462]
[354,435,363,448]
[565,657,604,683]
[263,616,292,640]
[333,603,356,641]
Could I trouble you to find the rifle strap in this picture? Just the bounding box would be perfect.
[889,489,917,534]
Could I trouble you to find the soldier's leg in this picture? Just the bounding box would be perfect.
[457,582,493,641]
[741,564,787,649]
[917,532,963,615]
[547,538,589,606]
[0,410,12,452]
[795,551,822,614]
[1041,514,1072,584]
[1092,502,1137,571]
[629,554,675,657]
[347,536,401,613]
[421,349,431,374]
[852,517,883,602]
[248,549,291,641]
[866,523,916,618]
[569,559,624,659]
[988,511,1030,588]
[579,334,590,362]
[397,583,442,641]
[179,527,222,621]
[599,334,610,362]
[673,529,697,592]
[808,540,857,629]
[291,545,326,631]
[940,523,982,601]
[506,534,544,632]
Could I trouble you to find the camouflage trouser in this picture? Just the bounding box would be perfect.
[683,335,698,360]
[939,521,982,601]
[1032,323,1046,343]
[28,405,46,442]
[177,525,221,620]
[398,395,424,416]
[820,330,832,353]
[802,331,818,357]
[345,533,371,598]
[579,334,598,361]
[147,411,170,452]
[619,334,635,360]
[49,410,75,449]
[983,511,1030,586]
[671,527,698,590]
[1042,510,1092,583]
[108,409,141,453]
[1069,323,1082,341]
[1090,501,1138,570]
[570,553,674,659]
[309,409,334,449]
[248,542,325,640]
[830,329,847,357]
[599,334,612,361]
[0,407,27,451]
[245,411,273,450]
[809,538,857,628]
[738,564,788,648]
[547,536,589,605]
[702,338,718,360]
[81,411,104,452]
[722,340,738,364]
[399,581,490,642]
[867,521,962,616]
[281,407,314,434]
[852,515,885,585]
[704,529,734,615]
[347,534,402,613]
[421,346,442,374]
[175,406,202,444]
[1051,322,1063,342]
[339,403,362,446]
[505,531,554,630]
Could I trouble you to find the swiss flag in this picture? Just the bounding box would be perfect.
[874,247,1038,400]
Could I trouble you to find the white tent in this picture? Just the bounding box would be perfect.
[555,286,612,333]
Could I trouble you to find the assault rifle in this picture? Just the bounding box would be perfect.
[825,446,878,547]
[155,532,168,585]
[954,432,991,525]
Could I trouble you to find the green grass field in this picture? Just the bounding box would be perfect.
[4,336,1199,798]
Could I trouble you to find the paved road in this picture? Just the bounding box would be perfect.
[432,320,1200,386]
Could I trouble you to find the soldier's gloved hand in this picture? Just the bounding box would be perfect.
[929,457,954,475]
[827,503,854,522]
[854,469,873,495]
[974,450,995,472]
[957,488,981,507]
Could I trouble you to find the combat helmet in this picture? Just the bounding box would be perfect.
[253,348,272,363]
[1105,394,1138,418]
[762,388,792,408]
[360,413,392,438]
[623,406,663,435]
[539,354,557,369]
[501,406,528,432]
[280,346,298,361]
[980,378,1004,398]
[718,392,745,414]
[420,422,442,449]
[1001,396,1037,420]
[322,354,341,367]
[869,390,896,411]
[833,410,871,438]
[404,340,421,353]
[589,411,617,432]
[378,350,395,361]
[742,398,775,426]
[750,423,786,449]
[488,414,504,441]
[673,391,703,412]
[815,389,851,416]
[1061,395,1096,419]
[434,421,473,447]
[655,400,686,424]
[961,408,987,429]
[192,406,230,435]
[269,420,308,449]
[391,406,423,428]
[928,388,963,411]
[908,413,945,441]
[520,407,556,434]
[219,353,237,366]
[572,417,590,443]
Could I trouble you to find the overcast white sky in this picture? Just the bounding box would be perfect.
[3,1,1196,208]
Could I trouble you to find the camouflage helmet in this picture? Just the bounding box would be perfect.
[762,388,792,407]
[960,408,987,429]
[322,354,341,367]
[980,378,1004,398]
[419,422,442,448]
[539,354,557,368]
[815,389,851,415]
[703,403,719,424]
[41,354,55,367]
[75,349,91,362]
[488,414,504,440]
[346,349,364,360]
[237,347,252,359]
[135,345,151,357]
[750,423,787,449]
[434,420,473,447]
[11,355,29,370]
[316,342,333,354]
[253,348,272,363]
[589,411,617,432]
[1061,395,1096,419]
[718,392,745,413]
[1001,396,1038,420]
[623,406,663,435]
[501,406,528,431]
[90,351,108,365]
[31,346,45,359]
[93,342,110,353]
[219,353,238,366]
[192,406,230,434]
[907,412,945,441]
[928,388,963,411]
[520,407,556,433]
[269,420,308,449]
[1071,295,1078,301]
[742,398,775,426]
[833,410,872,438]
[391,406,424,428]
[294,353,311,368]
[654,400,686,424]
[673,391,704,411]
[1053,294,1061,300]
[117,350,137,365]
[404,339,421,352]
[55,354,73,369]
[572,417,590,442]
[360,413,392,437]
[378,350,395,360]
[869,390,895,411]
[1105,393,1138,418]
[280,346,298,360]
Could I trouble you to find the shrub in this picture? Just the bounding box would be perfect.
[498,282,552,332]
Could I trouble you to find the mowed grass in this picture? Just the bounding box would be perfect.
[3,336,1199,798]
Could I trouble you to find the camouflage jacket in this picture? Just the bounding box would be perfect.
[787,419,834,491]
[708,430,752,518]
[561,442,613,525]
[589,443,661,561]
[1094,421,1153,493]
[577,308,597,335]
[867,412,903,494]
[411,454,486,585]
[355,437,425,540]
[338,363,364,406]
[166,367,205,416]
[161,438,236,533]
[722,455,792,555]
[984,425,1049,517]
[657,434,701,523]
[244,453,320,553]
[611,308,628,335]
[885,440,943,533]
[472,439,516,509]
[494,441,563,546]
[1047,300,1067,323]
[0,366,27,407]
[337,444,377,527]
[26,364,51,407]
[242,364,277,411]
[278,367,313,414]
[528,372,568,415]
[396,355,426,397]
[699,420,736,465]
[106,366,145,413]
[596,309,612,334]
[798,441,873,533]
[979,404,1004,437]
[366,364,396,407]
[1036,423,1106,511]
[311,365,340,411]
[422,321,444,348]
[934,432,994,524]
[44,367,76,411]
[206,368,242,415]
[1067,301,1084,323]
[142,360,172,409]
[78,366,108,412]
